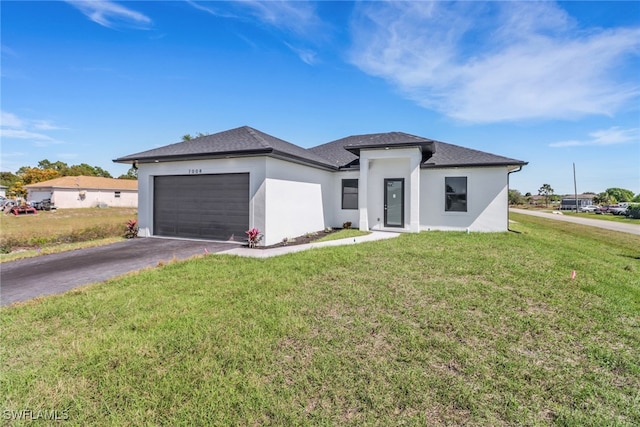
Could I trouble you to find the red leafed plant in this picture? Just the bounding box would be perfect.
[125,219,138,239]
[245,227,262,248]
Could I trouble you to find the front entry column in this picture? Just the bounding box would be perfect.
[358,157,369,231]
[409,152,421,232]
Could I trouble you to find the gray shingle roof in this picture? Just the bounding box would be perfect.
[309,132,526,169]
[114,126,336,169]
[424,141,527,168]
[309,132,437,168]
[114,126,526,170]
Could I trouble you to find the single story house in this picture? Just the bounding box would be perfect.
[25,176,138,209]
[560,194,595,210]
[0,185,7,198]
[114,126,527,246]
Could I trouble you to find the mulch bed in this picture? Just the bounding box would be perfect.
[256,229,342,249]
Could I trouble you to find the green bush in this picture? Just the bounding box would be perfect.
[628,206,640,219]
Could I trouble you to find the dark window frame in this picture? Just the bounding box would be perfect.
[114,191,121,198]
[445,176,467,212]
[342,179,358,210]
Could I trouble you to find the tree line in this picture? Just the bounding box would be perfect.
[509,185,640,207]
[1,160,137,198]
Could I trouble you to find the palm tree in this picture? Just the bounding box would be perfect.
[538,184,554,208]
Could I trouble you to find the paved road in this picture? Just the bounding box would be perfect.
[1,238,238,306]
[510,208,640,235]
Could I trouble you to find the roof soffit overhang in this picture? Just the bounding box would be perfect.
[344,141,435,156]
[114,149,338,172]
[420,161,529,169]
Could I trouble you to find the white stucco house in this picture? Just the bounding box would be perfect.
[114,126,526,246]
[25,176,138,209]
[0,185,7,198]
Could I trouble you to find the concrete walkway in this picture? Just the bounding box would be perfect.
[510,208,640,235]
[220,231,401,258]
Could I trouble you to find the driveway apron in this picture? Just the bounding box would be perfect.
[1,238,238,306]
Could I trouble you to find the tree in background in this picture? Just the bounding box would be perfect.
[18,167,60,185]
[7,167,60,198]
[0,172,20,192]
[65,163,112,178]
[605,188,634,203]
[593,192,615,205]
[182,132,207,141]
[118,166,138,180]
[538,183,554,208]
[508,189,524,206]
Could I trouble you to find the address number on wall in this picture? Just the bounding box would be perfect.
[188,169,203,174]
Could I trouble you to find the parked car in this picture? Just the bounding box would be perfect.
[1,199,17,212]
[32,199,57,211]
[579,205,598,212]
[595,206,608,214]
[609,205,629,216]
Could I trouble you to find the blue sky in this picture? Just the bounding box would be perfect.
[2,0,639,195]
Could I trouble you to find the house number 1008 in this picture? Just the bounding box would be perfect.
[188,169,202,174]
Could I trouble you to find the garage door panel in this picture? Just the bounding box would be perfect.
[154,174,249,241]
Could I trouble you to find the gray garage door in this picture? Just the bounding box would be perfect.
[154,174,249,242]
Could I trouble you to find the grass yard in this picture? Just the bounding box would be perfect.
[560,211,639,224]
[1,213,639,425]
[0,207,137,257]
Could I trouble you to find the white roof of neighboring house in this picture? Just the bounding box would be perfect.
[25,176,138,191]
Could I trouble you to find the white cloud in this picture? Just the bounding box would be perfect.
[549,127,640,147]
[65,0,152,29]
[0,111,65,145]
[1,111,24,128]
[0,128,55,141]
[284,42,318,65]
[185,1,236,19]
[349,1,640,123]
[236,0,321,37]
[188,0,322,64]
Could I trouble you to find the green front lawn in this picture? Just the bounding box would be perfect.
[2,213,639,425]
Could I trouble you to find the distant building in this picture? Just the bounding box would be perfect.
[0,185,7,198]
[25,176,137,208]
[560,194,595,210]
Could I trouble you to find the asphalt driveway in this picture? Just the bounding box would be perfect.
[1,238,238,306]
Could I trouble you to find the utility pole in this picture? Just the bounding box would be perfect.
[573,162,578,213]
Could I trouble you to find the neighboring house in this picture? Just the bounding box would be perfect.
[560,194,595,210]
[25,176,138,209]
[0,185,7,198]
[114,126,527,246]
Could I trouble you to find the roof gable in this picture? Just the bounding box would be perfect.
[309,132,437,168]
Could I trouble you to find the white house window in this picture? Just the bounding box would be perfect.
[445,177,467,212]
[114,191,121,198]
[342,179,358,210]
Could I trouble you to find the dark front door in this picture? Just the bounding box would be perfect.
[384,178,404,228]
